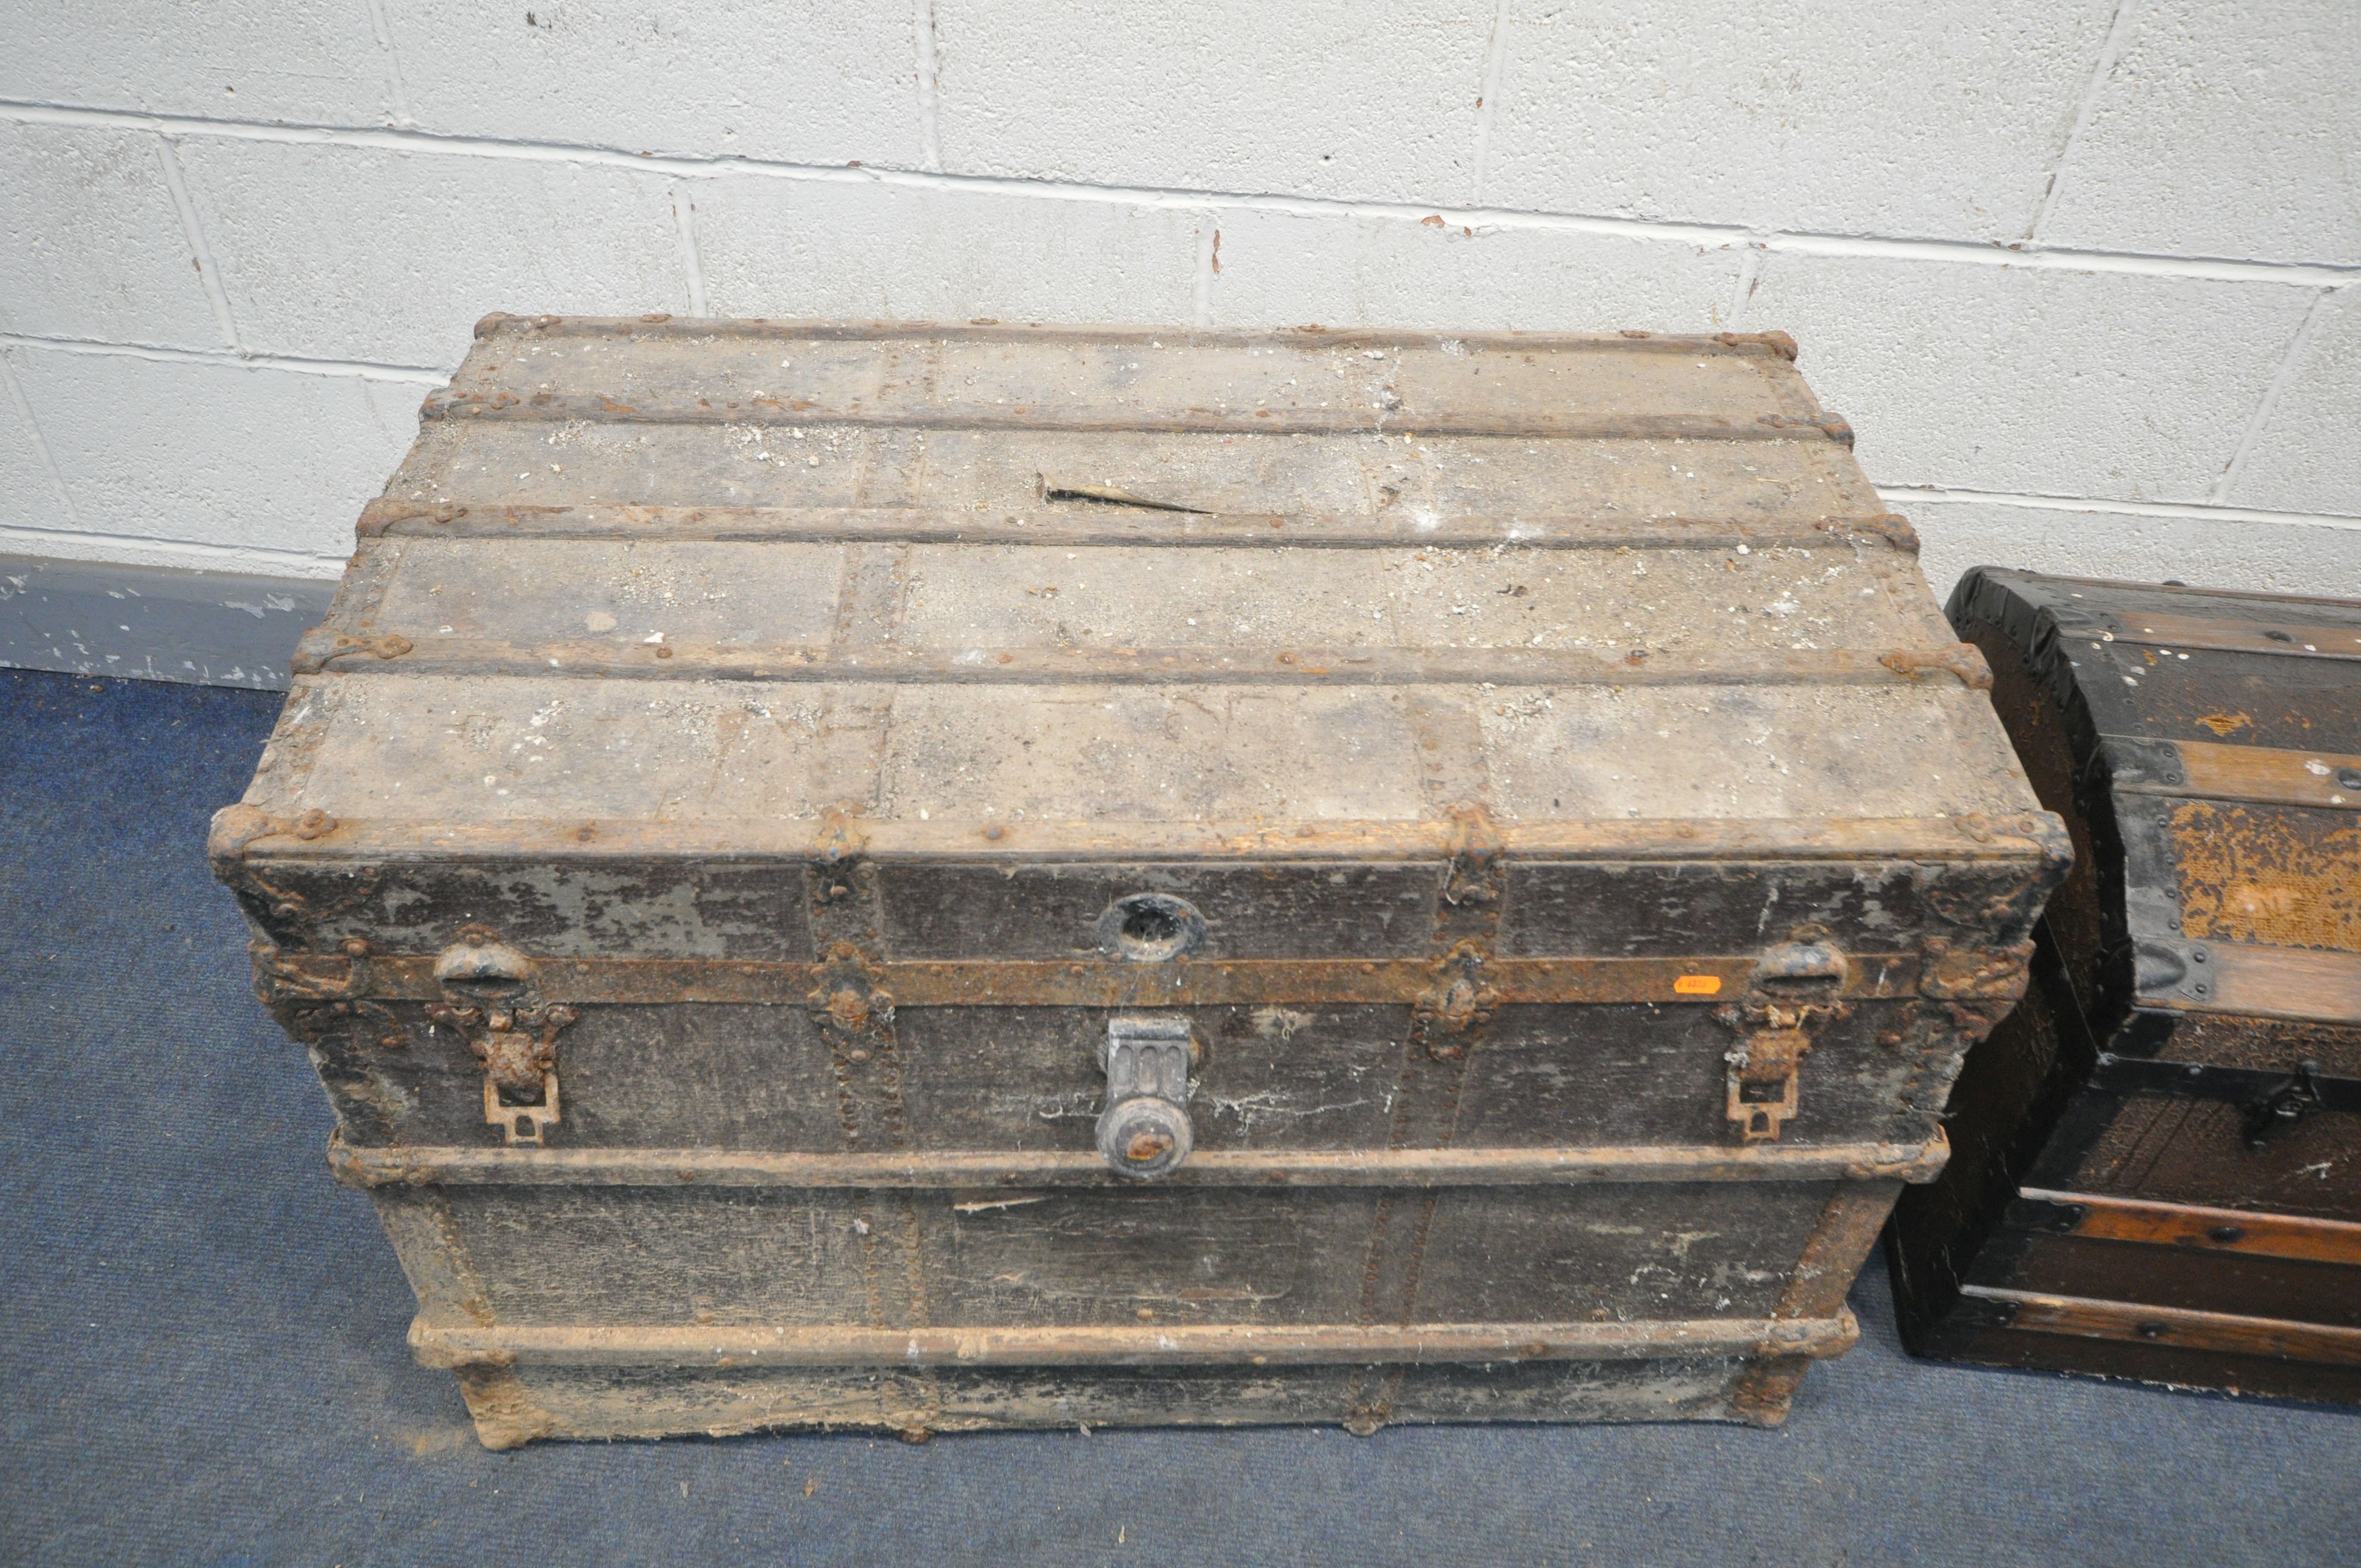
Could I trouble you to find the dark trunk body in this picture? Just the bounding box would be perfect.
[1890,569,2361,1403]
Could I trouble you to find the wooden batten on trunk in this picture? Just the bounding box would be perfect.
[215,317,2063,1446]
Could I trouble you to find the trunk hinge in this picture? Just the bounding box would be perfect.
[427,927,576,1147]
[1720,930,1852,1142]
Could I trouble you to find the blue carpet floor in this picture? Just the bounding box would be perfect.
[2,666,2356,1567]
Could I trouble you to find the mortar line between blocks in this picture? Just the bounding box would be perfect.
[1470,0,1512,204]
[5,99,2353,287]
[2028,0,2144,246]
[0,347,80,525]
[0,332,447,383]
[151,134,241,352]
[362,0,416,127]
[671,188,709,317]
[2210,285,2338,504]
[912,0,943,172]
[1877,485,2361,531]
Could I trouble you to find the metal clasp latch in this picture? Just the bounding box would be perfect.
[1096,1015,1200,1180]
[428,927,577,1147]
[1720,933,1851,1142]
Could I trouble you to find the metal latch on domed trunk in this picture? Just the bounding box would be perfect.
[1719,932,1851,1142]
[427,927,578,1147]
[1096,1015,1201,1179]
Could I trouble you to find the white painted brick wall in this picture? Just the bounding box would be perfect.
[7,345,418,568]
[1737,253,2320,500]
[693,176,1203,325]
[2229,286,2361,517]
[384,1,926,167]
[0,1,2353,595]
[933,2,1492,203]
[2038,0,2361,266]
[0,1,396,125]
[1200,211,1747,333]
[0,121,225,348]
[176,140,688,367]
[1915,500,2361,602]
[0,348,73,532]
[1482,0,2120,241]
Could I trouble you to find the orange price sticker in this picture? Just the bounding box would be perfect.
[1672,974,1723,997]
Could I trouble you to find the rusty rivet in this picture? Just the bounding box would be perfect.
[341,938,369,957]
[984,824,1005,840]
[1136,1308,1156,1321]
[845,1047,869,1063]
[654,645,673,658]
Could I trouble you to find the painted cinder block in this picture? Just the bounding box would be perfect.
[1742,251,2318,502]
[1483,0,2117,242]
[932,0,1491,204]
[175,139,687,368]
[1201,208,1747,334]
[0,0,397,126]
[8,345,418,564]
[383,1,927,168]
[2226,287,2361,520]
[1910,498,2361,601]
[692,175,1200,325]
[2039,0,2361,266]
[0,121,223,350]
[0,349,72,534]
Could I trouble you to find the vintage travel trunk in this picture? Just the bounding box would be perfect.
[212,315,2065,1446]
[1890,569,2361,1402]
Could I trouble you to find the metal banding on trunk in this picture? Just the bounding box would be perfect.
[255,948,1928,1009]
